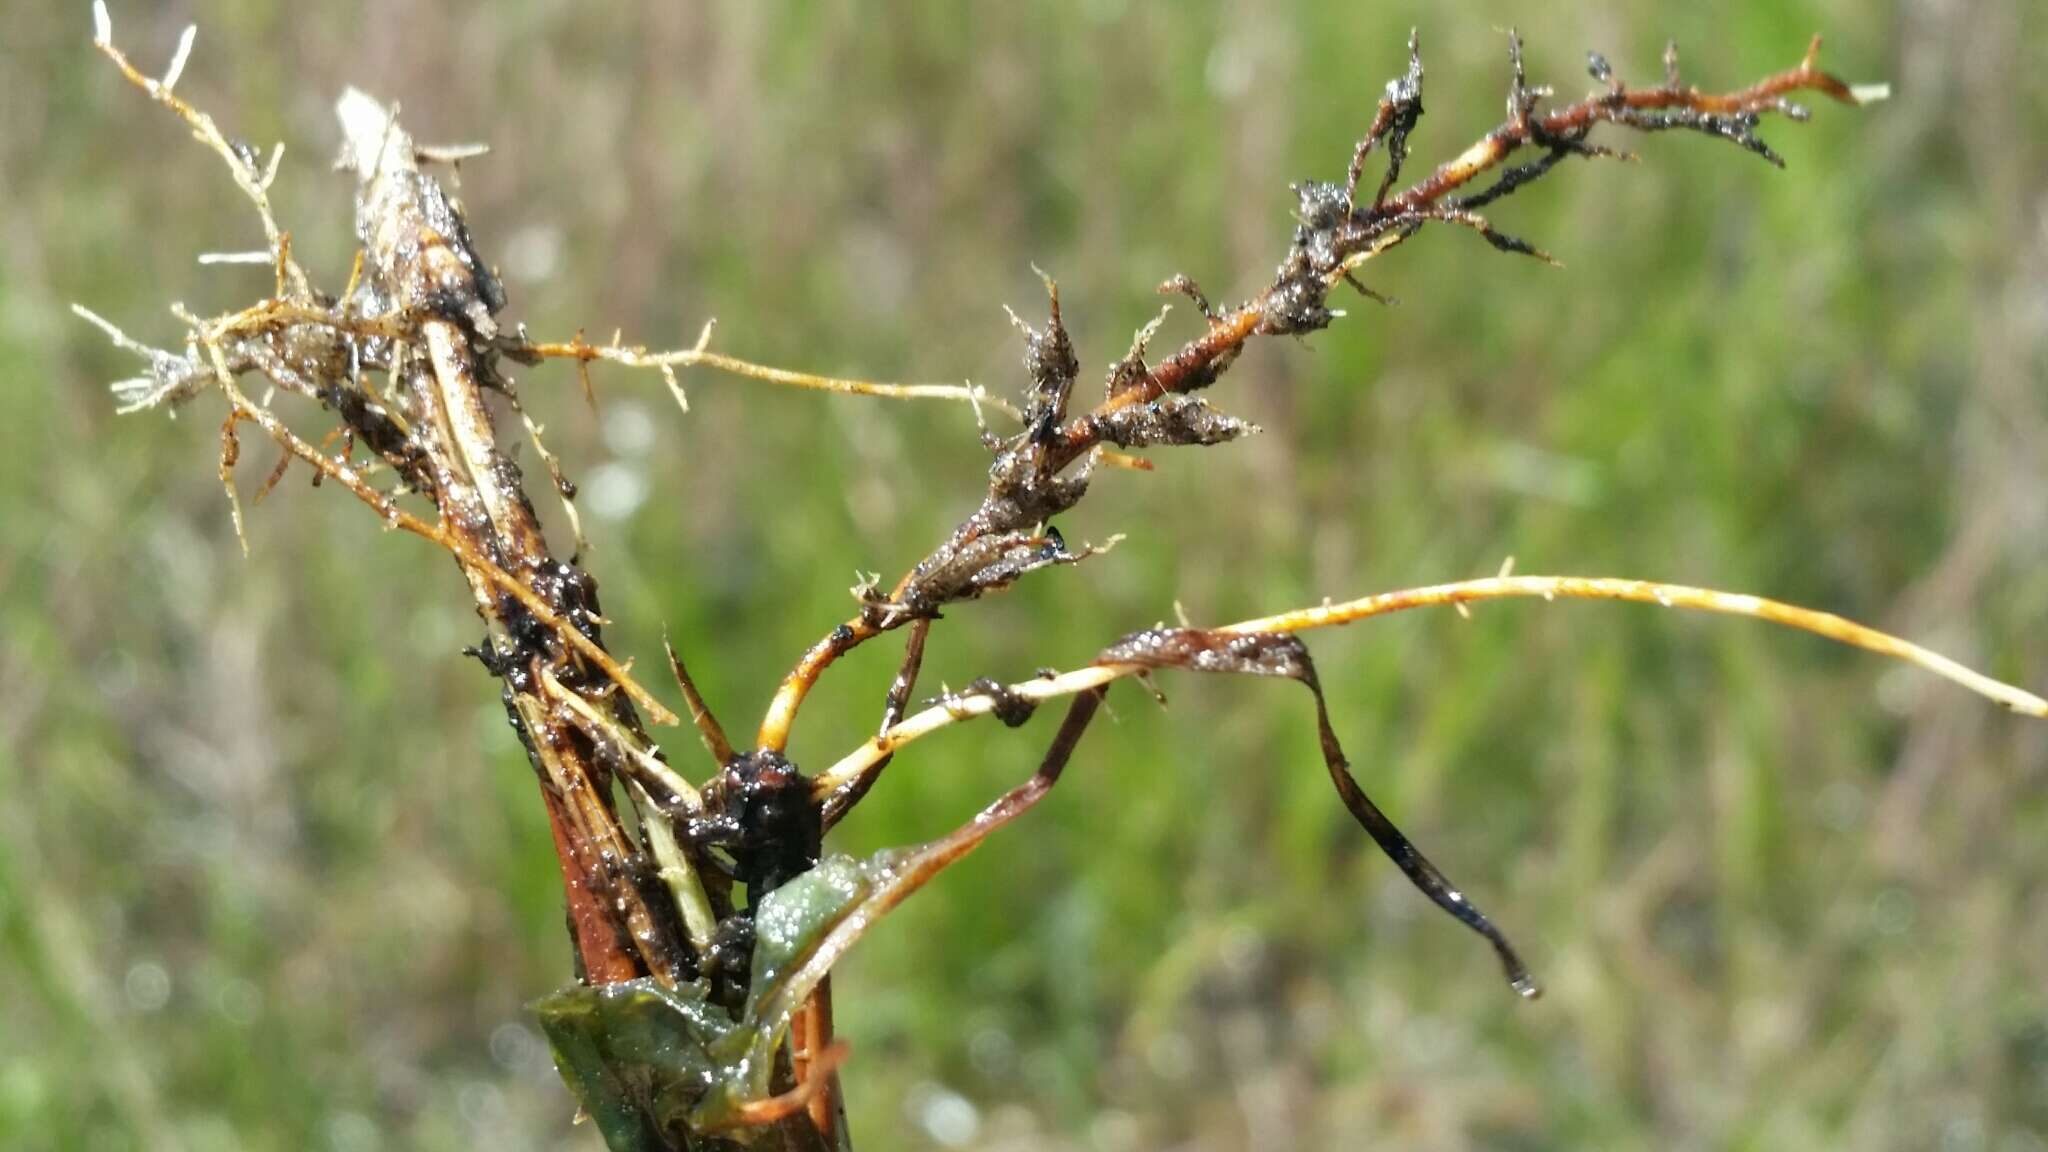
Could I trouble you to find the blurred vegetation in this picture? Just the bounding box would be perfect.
[4,1,2047,1149]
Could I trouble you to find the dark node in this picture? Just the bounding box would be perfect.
[551,560,603,621]
[1259,274,1335,338]
[497,329,544,365]
[506,602,556,659]
[1294,180,1351,234]
[702,913,757,1011]
[465,636,513,676]
[1013,281,1079,445]
[1097,393,1257,449]
[938,678,1039,729]
[693,750,823,898]
[226,136,262,174]
[467,636,537,695]
[1097,626,1313,682]
[585,729,624,779]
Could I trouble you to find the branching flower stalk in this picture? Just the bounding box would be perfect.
[81,5,2034,1149]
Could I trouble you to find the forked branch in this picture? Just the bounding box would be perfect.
[799,575,2042,999]
[754,30,1891,754]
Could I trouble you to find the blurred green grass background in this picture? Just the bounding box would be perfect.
[4,1,2047,1149]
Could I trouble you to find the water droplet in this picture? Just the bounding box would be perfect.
[968,1027,1015,1078]
[1510,974,1542,1000]
[1205,41,1255,100]
[600,401,657,458]
[124,961,171,1013]
[489,1022,538,1071]
[323,1111,379,1152]
[214,976,261,1024]
[583,461,647,522]
[457,1080,507,1132]
[905,1082,981,1148]
[503,224,563,285]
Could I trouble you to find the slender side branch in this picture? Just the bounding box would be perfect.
[665,637,736,767]
[1224,576,2044,715]
[519,328,1020,419]
[814,575,2047,797]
